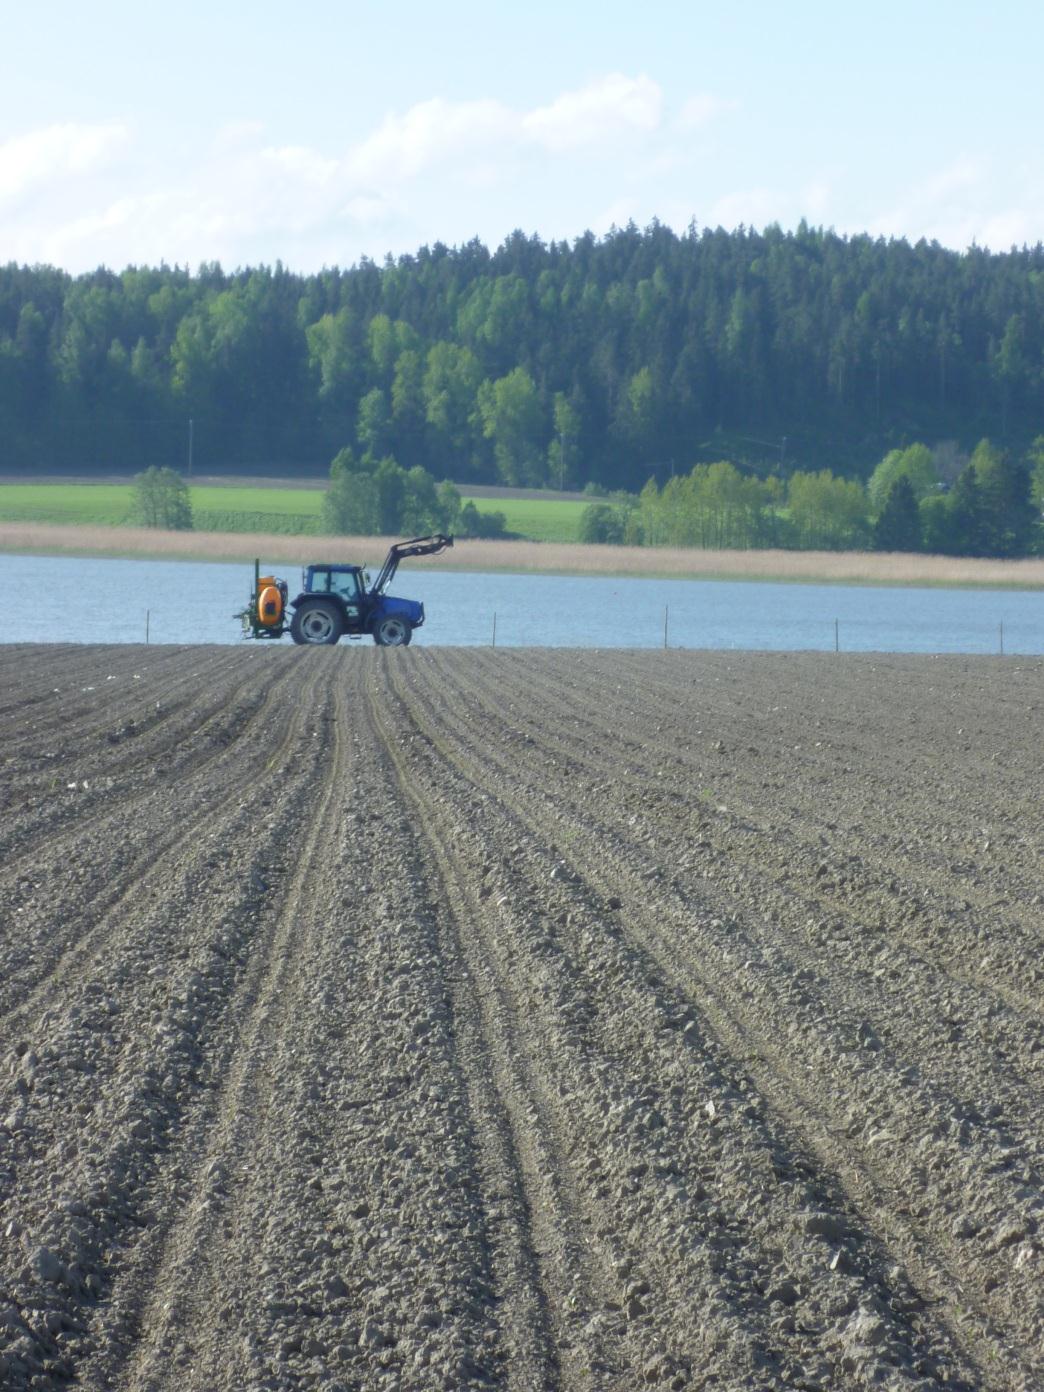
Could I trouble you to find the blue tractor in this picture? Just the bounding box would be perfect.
[239,534,453,646]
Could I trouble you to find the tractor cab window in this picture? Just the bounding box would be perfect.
[309,568,361,599]
[331,571,361,600]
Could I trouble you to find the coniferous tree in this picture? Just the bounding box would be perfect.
[873,476,922,552]
[969,439,1038,556]
[945,463,988,556]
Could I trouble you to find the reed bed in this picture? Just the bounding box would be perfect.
[1,521,1042,588]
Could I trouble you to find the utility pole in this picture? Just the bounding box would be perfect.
[188,417,194,477]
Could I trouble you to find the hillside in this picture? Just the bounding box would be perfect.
[3,224,1044,489]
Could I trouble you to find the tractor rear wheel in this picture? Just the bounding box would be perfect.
[290,601,344,645]
[373,614,412,646]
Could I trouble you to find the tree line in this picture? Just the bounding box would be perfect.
[582,438,1043,555]
[127,459,509,540]
[129,432,1041,557]
[4,223,1044,510]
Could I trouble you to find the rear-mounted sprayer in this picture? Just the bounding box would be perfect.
[235,535,453,647]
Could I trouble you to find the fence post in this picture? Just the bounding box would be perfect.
[834,618,839,652]
[492,612,497,649]
[999,621,1004,655]
[663,604,669,649]
[145,610,150,644]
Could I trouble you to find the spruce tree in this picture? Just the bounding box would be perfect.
[873,476,922,552]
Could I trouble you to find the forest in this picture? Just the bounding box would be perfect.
[2,222,1043,518]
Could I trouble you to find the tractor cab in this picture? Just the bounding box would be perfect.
[302,564,364,611]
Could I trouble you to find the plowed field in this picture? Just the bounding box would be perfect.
[1,645,1041,1392]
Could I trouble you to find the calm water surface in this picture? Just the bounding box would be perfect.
[0,552,1040,653]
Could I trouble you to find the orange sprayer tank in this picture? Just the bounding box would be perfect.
[257,581,283,627]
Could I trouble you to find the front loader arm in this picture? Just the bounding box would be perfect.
[370,534,453,595]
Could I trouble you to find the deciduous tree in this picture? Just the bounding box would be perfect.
[867,444,939,511]
[131,467,193,530]
[476,367,544,486]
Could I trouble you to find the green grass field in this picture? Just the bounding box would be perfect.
[0,484,140,526]
[468,495,587,543]
[0,481,587,542]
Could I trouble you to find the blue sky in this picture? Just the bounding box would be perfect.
[3,0,1042,272]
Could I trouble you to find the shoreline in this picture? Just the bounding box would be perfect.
[1,520,1043,589]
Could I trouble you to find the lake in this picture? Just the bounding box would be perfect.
[0,552,1040,653]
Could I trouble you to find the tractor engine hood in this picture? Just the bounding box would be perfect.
[376,594,425,627]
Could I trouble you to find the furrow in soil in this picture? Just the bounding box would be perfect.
[0,646,1040,1392]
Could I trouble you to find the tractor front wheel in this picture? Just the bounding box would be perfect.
[290,601,344,645]
[373,614,412,647]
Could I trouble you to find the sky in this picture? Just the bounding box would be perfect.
[2,0,1043,274]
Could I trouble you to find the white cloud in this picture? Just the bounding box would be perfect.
[591,197,641,234]
[347,97,514,182]
[977,211,1035,249]
[340,192,398,226]
[261,144,339,185]
[0,122,128,202]
[41,192,173,267]
[866,158,977,239]
[921,158,981,202]
[212,120,266,151]
[675,93,732,132]
[707,187,779,229]
[802,180,832,219]
[346,75,664,184]
[4,71,1044,274]
[864,157,1016,250]
[522,74,662,151]
[0,76,755,270]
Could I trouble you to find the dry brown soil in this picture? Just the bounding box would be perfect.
[0,645,1041,1392]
